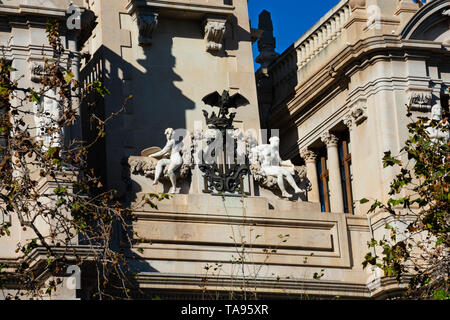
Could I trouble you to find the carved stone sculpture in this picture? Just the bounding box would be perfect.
[426,103,450,143]
[128,128,193,194]
[150,128,183,193]
[250,137,307,198]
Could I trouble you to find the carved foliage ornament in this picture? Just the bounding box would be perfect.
[320,131,339,147]
[300,148,317,163]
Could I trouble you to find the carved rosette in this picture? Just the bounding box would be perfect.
[300,148,317,163]
[137,12,158,46]
[320,132,339,147]
[204,17,227,52]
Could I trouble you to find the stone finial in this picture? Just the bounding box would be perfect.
[203,17,227,52]
[255,10,279,69]
[320,132,339,147]
[137,12,158,46]
[300,148,317,163]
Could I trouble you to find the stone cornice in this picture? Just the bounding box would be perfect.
[126,0,234,18]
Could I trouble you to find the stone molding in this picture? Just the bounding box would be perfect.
[320,131,339,147]
[300,148,317,163]
[203,16,227,52]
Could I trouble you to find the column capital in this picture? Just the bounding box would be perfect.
[300,148,317,162]
[320,131,339,147]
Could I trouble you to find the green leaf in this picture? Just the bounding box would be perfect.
[64,70,74,83]
[359,198,370,204]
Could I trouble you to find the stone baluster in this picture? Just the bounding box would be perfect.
[300,148,320,203]
[320,131,344,212]
[326,22,332,44]
[344,5,351,22]
[335,14,342,35]
[317,29,324,50]
[308,38,314,60]
[331,18,337,39]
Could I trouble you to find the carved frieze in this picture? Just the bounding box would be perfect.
[203,16,227,52]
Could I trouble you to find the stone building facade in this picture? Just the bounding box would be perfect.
[0,0,448,299]
[256,0,449,297]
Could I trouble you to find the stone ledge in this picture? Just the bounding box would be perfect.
[136,272,372,298]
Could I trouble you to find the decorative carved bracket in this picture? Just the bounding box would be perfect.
[136,11,158,46]
[203,16,227,52]
[350,98,368,125]
[29,61,46,83]
[408,92,433,112]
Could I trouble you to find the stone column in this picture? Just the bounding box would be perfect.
[321,132,344,212]
[300,148,320,203]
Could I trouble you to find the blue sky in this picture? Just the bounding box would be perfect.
[248,0,339,69]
